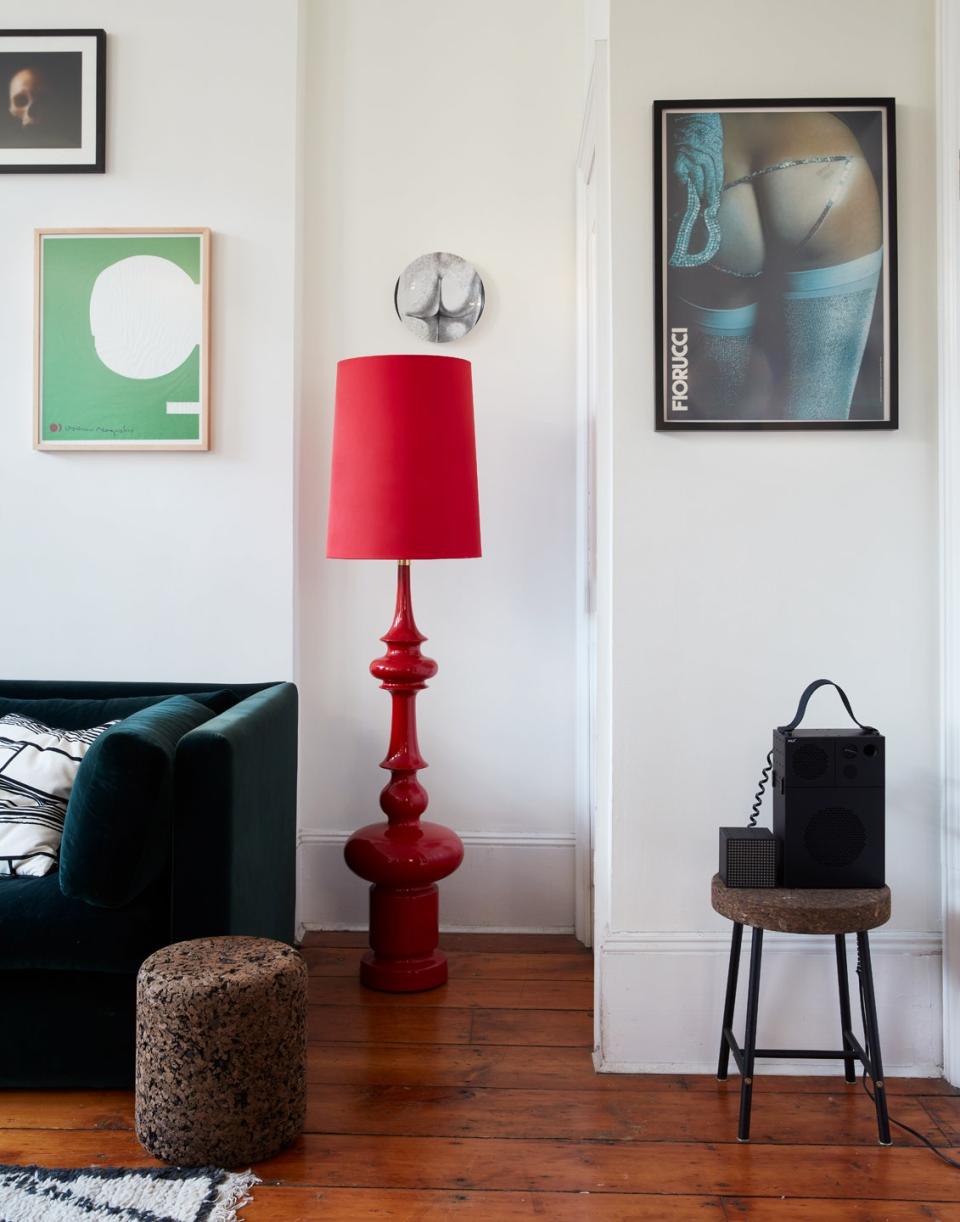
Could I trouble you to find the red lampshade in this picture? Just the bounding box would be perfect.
[326,355,482,560]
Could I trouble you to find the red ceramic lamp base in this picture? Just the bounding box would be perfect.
[344,563,464,993]
[346,830,462,992]
[360,950,448,992]
[359,883,449,992]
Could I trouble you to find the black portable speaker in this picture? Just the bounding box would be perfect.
[772,680,884,889]
[719,827,780,887]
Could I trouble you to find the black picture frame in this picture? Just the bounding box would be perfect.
[0,29,105,173]
[654,98,897,430]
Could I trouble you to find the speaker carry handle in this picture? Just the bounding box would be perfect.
[778,679,878,736]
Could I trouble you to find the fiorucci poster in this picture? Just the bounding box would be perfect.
[654,100,897,430]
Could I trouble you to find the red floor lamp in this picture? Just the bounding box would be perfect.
[326,354,482,992]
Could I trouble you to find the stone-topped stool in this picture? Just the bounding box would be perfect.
[135,936,307,1166]
[711,874,892,1145]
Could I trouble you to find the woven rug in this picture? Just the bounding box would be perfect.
[0,1164,258,1221]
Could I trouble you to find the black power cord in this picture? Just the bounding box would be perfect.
[854,943,960,1168]
[747,750,774,828]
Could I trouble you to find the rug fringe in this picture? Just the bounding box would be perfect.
[206,1170,260,1221]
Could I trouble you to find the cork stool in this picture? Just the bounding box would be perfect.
[135,936,307,1166]
[711,874,892,1145]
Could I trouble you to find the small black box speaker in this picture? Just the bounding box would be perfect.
[772,681,884,888]
[719,827,780,887]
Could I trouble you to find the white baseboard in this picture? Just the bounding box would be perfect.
[597,930,943,1077]
[297,827,576,933]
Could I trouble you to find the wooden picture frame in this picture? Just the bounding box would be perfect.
[35,228,211,451]
[0,29,106,173]
[654,98,898,430]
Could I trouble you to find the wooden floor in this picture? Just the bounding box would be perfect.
[3,933,960,1219]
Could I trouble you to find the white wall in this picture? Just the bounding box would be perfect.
[597,0,942,1073]
[297,0,585,931]
[0,0,299,681]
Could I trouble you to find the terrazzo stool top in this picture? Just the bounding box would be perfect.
[136,936,307,1168]
[711,874,891,934]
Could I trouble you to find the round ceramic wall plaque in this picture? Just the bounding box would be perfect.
[394,252,485,343]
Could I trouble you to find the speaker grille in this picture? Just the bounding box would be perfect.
[792,743,830,780]
[725,838,778,888]
[804,806,866,868]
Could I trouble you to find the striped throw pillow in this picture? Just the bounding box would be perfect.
[0,715,115,877]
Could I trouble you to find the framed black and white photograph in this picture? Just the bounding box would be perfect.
[0,29,105,173]
[654,99,897,430]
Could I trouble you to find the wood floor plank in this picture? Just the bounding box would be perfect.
[722,1201,960,1221]
[879,1077,960,1097]
[308,1005,474,1045]
[243,1186,727,1220]
[307,1041,605,1089]
[300,931,586,953]
[470,1006,593,1047]
[0,1082,938,1150]
[305,1042,956,1096]
[302,948,594,981]
[302,1083,939,1146]
[755,1075,958,1097]
[309,976,593,1010]
[0,1130,159,1168]
[920,1096,960,1142]
[4,1131,959,1201]
[0,1092,134,1131]
[309,1004,592,1047]
[252,1136,960,1200]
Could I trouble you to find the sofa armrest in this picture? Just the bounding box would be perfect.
[170,683,298,944]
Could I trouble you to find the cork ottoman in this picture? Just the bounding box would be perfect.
[135,936,307,1166]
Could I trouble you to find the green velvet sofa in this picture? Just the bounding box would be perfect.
[0,678,298,1088]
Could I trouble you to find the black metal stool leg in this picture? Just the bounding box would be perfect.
[717,921,743,1080]
[856,930,892,1146]
[738,926,763,1142]
[834,934,857,1084]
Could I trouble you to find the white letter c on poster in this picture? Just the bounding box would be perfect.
[89,255,201,381]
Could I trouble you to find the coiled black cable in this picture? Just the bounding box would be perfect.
[748,750,774,828]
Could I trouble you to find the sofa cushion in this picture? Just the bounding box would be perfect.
[0,690,238,732]
[0,715,114,878]
[59,696,216,909]
[0,873,166,973]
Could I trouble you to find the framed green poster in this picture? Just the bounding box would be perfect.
[35,228,211,450]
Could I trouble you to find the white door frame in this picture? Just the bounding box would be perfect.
[938,0,960,1086]
[575,38,613,952]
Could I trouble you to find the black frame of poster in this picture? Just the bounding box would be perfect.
[0,29,106,173]
[654,98,898,430]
